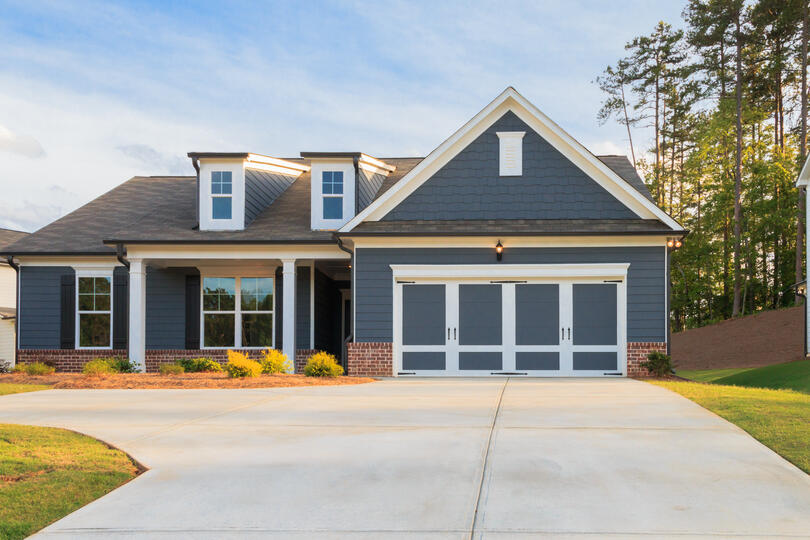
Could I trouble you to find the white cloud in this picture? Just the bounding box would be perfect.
[0,124,45,158]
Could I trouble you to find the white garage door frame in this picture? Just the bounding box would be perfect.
[391,263,629,377]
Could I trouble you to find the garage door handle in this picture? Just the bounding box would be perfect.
[454,328,457,340]
[447,327,450,340]
[567,328,571,340]
[561,327,564,340]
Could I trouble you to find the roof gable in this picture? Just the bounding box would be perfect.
[341,87,682,232]
[380,111,638,222]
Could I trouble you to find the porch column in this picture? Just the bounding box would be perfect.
[282,259,296,372]
[128,258,146,371]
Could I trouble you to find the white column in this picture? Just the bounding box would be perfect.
[128,258,146,372]
[282,259,296,372]
[806,188,810,356]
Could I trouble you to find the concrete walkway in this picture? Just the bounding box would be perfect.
[2,378,810,539]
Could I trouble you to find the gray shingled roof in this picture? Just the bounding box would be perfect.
[0,228,28,250]
[0,154,666,255]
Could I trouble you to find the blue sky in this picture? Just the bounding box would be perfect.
[0,0,686,231]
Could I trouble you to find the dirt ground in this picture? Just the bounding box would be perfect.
[671,306,804,370]
[0,372,376,389]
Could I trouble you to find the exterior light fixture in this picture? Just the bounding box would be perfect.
[495,240,504,261]
[667,239,675,248]
[675,240,682,248]
[667,238,683,250]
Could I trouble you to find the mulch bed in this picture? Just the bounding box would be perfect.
[0,372,376,389]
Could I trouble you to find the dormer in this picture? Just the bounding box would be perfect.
[301,152,395,230]
[188,152,309,231]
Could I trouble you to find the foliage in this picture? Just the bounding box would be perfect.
[224,350,262,378]
[95,357,139,374]
[0,423,137,539]
[303,352,344,377]
[640,351,674,377]
[682,359,810,394]
[14,362,56,376]
[177,357,223,373]
[259,349,291,374]
[597,1,810,329]
[651,380,810,474]
[0,383,52,396]
[159,363,185,376]
[82,359,116,377]
[0,361,11,374]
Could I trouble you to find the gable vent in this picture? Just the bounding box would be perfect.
[497,131,525,176]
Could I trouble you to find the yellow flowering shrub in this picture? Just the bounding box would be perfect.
[225,350,262,378]
[259,349,291,374]
[303,352,344,377]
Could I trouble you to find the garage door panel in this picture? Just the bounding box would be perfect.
[459,284,502,345]
[573,284,617,346]
[402,351,446,370]
[515,284,559,345]
[459,351,502,371]
[403,284,446,346]
[516,352,560,371]
[573,351,618,371]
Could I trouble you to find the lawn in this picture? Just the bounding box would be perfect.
[0,383,52,396]
[0,424,140,539]
[650,381,810,474]
[678,360,810,393]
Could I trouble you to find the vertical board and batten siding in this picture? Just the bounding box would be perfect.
[274,266,311,350]
[354,247,666,343]
[244,168,296,226]
[18,266,70,349]
[145,267,197,349]
[357,169,387,213]
[381,111,638,222]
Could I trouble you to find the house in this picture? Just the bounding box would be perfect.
[0,88,685,377]
[0,228,29,367]
[796,156,810,357]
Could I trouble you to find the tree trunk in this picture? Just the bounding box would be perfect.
[732,12,744,317]
[620,82,636,168]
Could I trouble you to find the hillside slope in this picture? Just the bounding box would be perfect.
[671,306,804,370]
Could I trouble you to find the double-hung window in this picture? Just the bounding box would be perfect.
[77,275,112,348]
[322,171,343,220]
[211,171,233,220]
[202,276,274,348]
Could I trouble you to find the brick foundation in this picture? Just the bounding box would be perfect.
[347,342,393,377]
[627,342,667,377]
[17,348,317,374]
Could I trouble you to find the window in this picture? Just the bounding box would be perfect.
[322,171,343,219]
[77,276,112,348]
[211,171,232,220]
[202,276,274,348]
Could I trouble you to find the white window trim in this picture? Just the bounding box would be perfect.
[211,171,233,221]
[200,273,276,350]
[75,270,114,350]
[322,170,344,220]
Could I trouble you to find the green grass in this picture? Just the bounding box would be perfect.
[650,381,810,474]
[0,383,52,396]
[676,367,751,383]
[678,360,810,393]
[0,424,139,539]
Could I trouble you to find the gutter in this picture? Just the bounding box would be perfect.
[116,244,130,270]
[6,256,20,353]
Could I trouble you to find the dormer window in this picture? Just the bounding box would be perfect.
[211,171,233,220]
[322,171,344,220]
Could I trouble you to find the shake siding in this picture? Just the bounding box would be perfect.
[354,247,666,343]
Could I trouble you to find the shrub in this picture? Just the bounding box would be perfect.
[178,357,223,373]
[303,352,344,378]
[159,363,185,375]
[82,358,116,377]
[225,350,262,378]
[0,360,12,373]
[259,349,291,374]
[640,351,674,377]
[15,362,56,376]
[95,356,139,373]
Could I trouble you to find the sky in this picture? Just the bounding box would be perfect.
[0,0,687,232]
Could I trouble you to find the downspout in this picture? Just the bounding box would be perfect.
[116,243,130,270]
[335,235,354,368]
[6,256,19,360]
[191,157,200,230]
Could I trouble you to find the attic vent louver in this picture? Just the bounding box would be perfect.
[497,131,525,176]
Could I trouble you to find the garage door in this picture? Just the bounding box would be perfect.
[395,276,626,377]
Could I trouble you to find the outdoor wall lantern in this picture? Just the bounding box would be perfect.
[495,240,504,261]
[667,238,683,250]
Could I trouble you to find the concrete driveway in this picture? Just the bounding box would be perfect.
[2,379,810,539]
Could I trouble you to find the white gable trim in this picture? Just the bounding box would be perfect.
[797,155,810,187]
[340,87,682,232]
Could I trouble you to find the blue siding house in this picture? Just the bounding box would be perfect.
[1,88,685,377]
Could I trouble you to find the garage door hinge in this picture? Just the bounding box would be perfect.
[490,280,528,284]
[397,280,415,284]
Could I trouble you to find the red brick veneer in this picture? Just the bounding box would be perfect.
[17,348,316,374]
[294,349,319,374]
[627,341,667,377]
[347,342,392,377]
